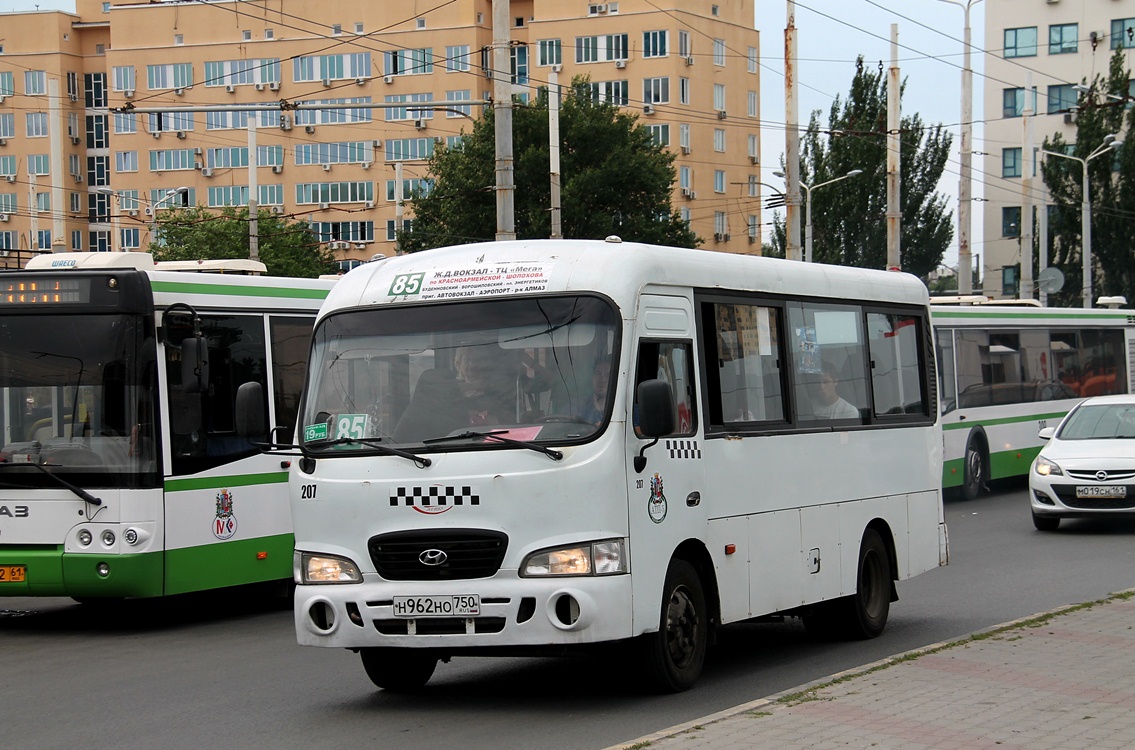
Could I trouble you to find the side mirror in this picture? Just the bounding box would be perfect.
[235,382,267,438]
[637,379,676,438]
[181,336,209,394]
[1038,426,1056,440]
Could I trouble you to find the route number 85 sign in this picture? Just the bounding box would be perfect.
[389,273,425,296]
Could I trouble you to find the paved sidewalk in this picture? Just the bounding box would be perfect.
[609,591,1135,750]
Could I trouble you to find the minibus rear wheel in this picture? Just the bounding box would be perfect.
[360,647,437,692]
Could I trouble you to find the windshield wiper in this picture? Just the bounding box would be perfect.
[423,430,563,461]
[0,458,102,505]
[305,437,431,468]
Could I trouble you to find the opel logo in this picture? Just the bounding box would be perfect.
[1096,471,1109,481]
[419,548,448,566]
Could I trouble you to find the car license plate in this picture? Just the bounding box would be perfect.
[1076,485,1127,498]
[392,595,480,618]
[0,565,26,583]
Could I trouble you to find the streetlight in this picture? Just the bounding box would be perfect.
[774,169,863,262]
[938,0,983,295]
[1040,134,1122,308]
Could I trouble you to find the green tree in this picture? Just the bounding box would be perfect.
[400,78,698,251]
[770,57,954,280]
[149,205,336,278]
[1039,49,1134,308]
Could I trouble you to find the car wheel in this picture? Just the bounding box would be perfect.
[360,648,437,692]
[1032,512,1060,531]
[962,434,987,501]
[637,559,707,693]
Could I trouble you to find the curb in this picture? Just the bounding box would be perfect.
[604,589,1135,750]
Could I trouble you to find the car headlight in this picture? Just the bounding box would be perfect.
[1034,456,1063,477]
[297,552,362,584]
[521,539,627,577]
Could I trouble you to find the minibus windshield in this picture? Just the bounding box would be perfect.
[301,295,620,450]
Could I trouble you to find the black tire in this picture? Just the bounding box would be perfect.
[805,529,891,640]
[360,648,437,692]
[637,559,707,693]
[1032,512,1060,531]
[962,434,987,501]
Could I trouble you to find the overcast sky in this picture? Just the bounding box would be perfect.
[2,0,988,267]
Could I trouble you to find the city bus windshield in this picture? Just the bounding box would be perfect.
[0,313,157,487]
[302,295,620,451]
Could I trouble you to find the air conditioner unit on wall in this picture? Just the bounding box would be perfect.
[0,214,8,222]
[614,60,626,69]
[225,84,236,93]
[685,56,695,66]
[414,119,426,130]
[70,135,81,145]
[272,164,283,174]
[269,81,280,91]
[270,205,284,215]
[717,110,727,119]
[383,75,394,84]
[201,167,213,177]
[318,202,330,210]
[643,103,654,115]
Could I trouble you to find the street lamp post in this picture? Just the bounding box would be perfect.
[775,169,863,262]
[1040,134,1122,308]
[938,0,983,295]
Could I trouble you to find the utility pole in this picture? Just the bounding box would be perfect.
[247,118,259,263]
[492,0,516,240]
[784,0,802,261]
[49,77,65,251]
[886,24,901,272]
[1019,72,1033,299]
[548,65,562,239]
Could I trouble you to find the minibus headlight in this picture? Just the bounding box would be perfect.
[522,539,627,577]
[1034,456,1063,477]
[299,552,362,584]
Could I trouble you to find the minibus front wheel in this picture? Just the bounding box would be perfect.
[360,647,437,692]
[637,558,707,693]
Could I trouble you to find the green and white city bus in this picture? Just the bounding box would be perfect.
[266,238,948,693]
[0,252,334,600]
[932,302,1133,499]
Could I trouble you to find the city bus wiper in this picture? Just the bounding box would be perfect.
[0,458,102,506]
[305,437,431,468]
[423,430,564,461]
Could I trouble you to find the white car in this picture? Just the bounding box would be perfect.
[1030,394,1135,531]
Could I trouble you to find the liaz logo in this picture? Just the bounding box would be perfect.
[0,505,29,517]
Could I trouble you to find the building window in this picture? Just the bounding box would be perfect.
[714,83,726,112]
[678,31,691,58]
[116,151,139,173]
[537,39,562,67]
[713,128,725,152]
[174,34,184,46]
[1002,206,1021,237]
[1004,27,1037,58]
[1111,19,1135,50]
[120,228,140,249]
[747,47,757,74]
[643,77,669,104]
[25,71,46,95]
[679,77,689,105]
[1002,147,1022,178]
[26,113,48,138]
[748,91,757,117]
[265,29,274,40]
[112,65,135,92]
[242,30,252,42]
[0,72,13,98]
[679,165,691,190]
[643,30,668,58]
[647,123,669,147]
[713,39,726,66]
[384,48,433,76]
[1049,23,1078,54]
[714,170,726,193]
[1047,84,1076,115]
[1002,87,1036,118]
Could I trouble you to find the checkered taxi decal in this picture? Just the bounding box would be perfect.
[666,439,701,459]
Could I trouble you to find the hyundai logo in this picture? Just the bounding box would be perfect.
[1096,471,1109,481]
[419,548,448,566]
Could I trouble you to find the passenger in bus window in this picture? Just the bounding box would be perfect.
[455,345,517,426]
[812,362,858,420]
[577,359,612,425]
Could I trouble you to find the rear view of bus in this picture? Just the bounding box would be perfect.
[0,253,332,600]
[289,239,947,693]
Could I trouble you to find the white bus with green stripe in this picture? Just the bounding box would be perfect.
[933,303,1133,500]
[0,252,334,600]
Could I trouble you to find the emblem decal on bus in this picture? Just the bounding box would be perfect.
[648,473,667,524]
[391,486,480,514]
[213,489,238,540]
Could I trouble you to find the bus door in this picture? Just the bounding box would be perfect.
[626,294,706,626]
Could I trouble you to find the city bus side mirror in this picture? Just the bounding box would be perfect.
[634,379,675,473]
[235,382,267,438]
[181,336,210,394]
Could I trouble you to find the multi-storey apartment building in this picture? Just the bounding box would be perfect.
[982,0,1134,299]
[0,0,761,269]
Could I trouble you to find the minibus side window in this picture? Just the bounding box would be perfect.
[634,340,697,436]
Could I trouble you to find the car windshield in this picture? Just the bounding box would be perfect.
[301,295,620,452]
[1058,403,1135,440]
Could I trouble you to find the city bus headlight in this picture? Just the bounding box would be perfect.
[522,539,627,577]
[298,552,362,584]
[1034,456,1063,477]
